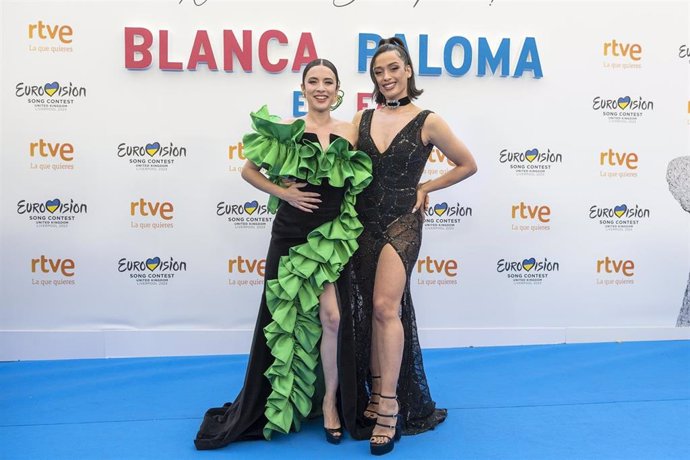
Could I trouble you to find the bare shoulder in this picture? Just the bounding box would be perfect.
[421,111,453,145]
[424,112,448,128]
[332,119,358,146]
[352,110,365,127]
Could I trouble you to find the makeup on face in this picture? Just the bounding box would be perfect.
[302,65,338,109]
[373,51,410,101]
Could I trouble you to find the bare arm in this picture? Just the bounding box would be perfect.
[241,160,321,213]
[414,113,478,212]
[333,119,359,147]
[351,111,364,137]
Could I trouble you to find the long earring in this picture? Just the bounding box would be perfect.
[330,89,344,111]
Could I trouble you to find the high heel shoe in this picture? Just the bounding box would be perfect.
[369,395,401,456]
[363,376,381,424]
[324,426,343,445]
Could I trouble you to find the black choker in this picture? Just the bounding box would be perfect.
[384,97,411,109]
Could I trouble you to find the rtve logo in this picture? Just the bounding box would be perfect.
[603,39,641,61]
[228,256,266,277]
[511,202,551,223]
[596,257,634,277]
[228,142,245,160]
[599,149,638,169]
[416,256,458,277]
[130,199,174,220]
[28,21,73,43]
[31,255,75,276]
[30,139,74,162]
[428,147,455,165]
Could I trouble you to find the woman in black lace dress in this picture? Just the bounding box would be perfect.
[346,37,478,455]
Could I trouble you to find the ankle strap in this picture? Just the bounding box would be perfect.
[379,394,397,400]
[375,421,396,429]
[371,375,381,379]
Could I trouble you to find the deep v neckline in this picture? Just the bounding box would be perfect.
[368,110,424,155]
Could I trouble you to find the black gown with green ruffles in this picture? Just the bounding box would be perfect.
[194,106,372,450]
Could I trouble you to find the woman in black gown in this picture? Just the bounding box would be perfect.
[194,59,372,450]
[346,38,478,455]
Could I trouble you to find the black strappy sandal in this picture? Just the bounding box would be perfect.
[324,426,344,445]
[369,395,402,456]
[363,375,381,424]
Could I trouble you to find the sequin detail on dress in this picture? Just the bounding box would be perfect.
[340,108,448,436]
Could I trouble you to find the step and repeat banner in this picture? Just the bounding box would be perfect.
[1,0,689,360]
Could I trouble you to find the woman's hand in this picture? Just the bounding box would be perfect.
[412,182,430,214]
[281,182,321,213]
[241,162,321,212]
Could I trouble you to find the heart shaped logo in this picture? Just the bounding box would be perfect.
[146,257,161,271]
[617,96,631,110]
[525,148,538,163]
[244,200,258,215]
[434,202,448,216]
[146,142,160,156]
[614,204,627,218]
[45,198,61,213]
[522,258,536,271]
[44,82,59,97]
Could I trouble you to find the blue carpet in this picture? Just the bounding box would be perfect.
[1,341,689,459]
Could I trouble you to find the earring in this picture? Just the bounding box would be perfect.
[330,89,344,111]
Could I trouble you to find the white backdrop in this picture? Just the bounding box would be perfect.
[1,0,689,360]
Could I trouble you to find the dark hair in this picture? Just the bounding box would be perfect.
[302,58,340,87]
[370,37,423,104]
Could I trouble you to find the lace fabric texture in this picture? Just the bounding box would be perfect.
[342,108,448,435]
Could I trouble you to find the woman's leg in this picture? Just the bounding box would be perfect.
[319,282,341,432]
[371,244,406,444]
[364,329,381,419]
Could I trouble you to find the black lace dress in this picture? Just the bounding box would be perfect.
[338,108,448,439]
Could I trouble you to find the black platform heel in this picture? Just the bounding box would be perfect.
[363,375,381,425]
[324,426,344,445]
[369,395,401,456]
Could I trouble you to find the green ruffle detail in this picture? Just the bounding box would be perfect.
[242,106,372,440]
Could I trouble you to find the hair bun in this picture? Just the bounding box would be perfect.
[378,37,407,50]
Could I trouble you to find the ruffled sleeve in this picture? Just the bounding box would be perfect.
[242,106,372,215]
[242,105,308,213]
